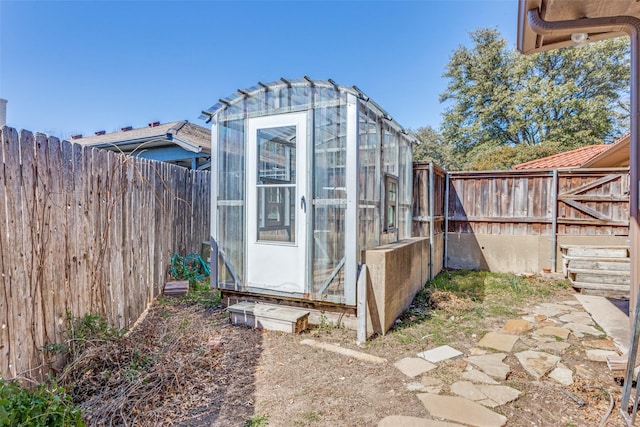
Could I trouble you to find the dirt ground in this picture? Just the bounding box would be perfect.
[63,277,630,427]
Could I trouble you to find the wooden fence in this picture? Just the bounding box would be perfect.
[0,126,210,380]
[447,168,629,236]
[413,164,630,273]
[412,162,446,277]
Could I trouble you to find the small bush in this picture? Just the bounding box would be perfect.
[0,378,84,427]
[43,312,123,362]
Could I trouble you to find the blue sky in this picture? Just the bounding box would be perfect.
[0,0,518,139]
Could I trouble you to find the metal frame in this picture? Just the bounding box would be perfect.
[344,92,360,306]
[208,78,414,309]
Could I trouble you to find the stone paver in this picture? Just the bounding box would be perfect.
[532,304,568,318]
[477,385,521,407]
[541,302,575,312]
[407,382,428,392]
[534,326,570,340]
[583,338,617,350]
[451,381,488,401]
[549,365,574,385]
[462,368,499,385]
[417,393,507,427]
[394,357,437,378]
[464,353,510,380]
[418,345,463,363]
[420,376,443,394]
[378,415,465,427]
[533,315,547,323]
[478,332,519,352]
[515,350,560,380]
[451,382,520,408]
[564,322,605,338]
[535,341,571,353]
[559,312,594,325]
[380,287,624,426]
[502,319,533,334]
[585,349,618,362]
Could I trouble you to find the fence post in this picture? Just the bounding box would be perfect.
[428,163,435,279]
[443,172,450,270]
[551,169,559,273]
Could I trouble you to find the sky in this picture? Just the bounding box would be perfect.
[0,0,518,139]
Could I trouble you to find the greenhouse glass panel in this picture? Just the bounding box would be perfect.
[217,119,245,287]
[312,103,347,299]
[205,78,415,307]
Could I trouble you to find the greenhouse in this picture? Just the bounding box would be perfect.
[202,77,415,306]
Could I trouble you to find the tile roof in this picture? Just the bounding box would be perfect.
[581,133,630,168]
[512,144,611,170]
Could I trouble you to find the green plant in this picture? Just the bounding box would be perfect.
[0,378,84,426]
[303,411,321,422]
[245,414,269,427]
[317,314,332,331]
[42,313,122,361]
[180,286,221,309]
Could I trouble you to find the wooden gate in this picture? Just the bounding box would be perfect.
[557,170,629,234]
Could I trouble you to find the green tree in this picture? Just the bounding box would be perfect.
[411,126,460,170]
[440,28,630,170]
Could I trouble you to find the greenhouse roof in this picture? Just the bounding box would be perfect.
[200,76,417,143]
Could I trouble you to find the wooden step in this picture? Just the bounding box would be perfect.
[568,268,630,276]
[572,282,629,299]
[571,281,630,292]
[567,260,630,271]
[570,272,630,285]
[561,246,629,258]
[227,302,310,334]
[563,255,630,263]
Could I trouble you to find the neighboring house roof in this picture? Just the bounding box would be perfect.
[513,144,610,170]
[72,121,211,169]
[582,133,630,168]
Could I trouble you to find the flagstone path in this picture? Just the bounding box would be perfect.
[379,295,619,427]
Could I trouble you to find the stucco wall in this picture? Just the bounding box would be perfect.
[447,233,629,273]
[363,237,430,335]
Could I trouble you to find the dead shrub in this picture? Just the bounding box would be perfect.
[428,289,476,313]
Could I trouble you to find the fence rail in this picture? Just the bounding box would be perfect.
[0,126,210,380]
[412,164,630,273]
[447,168,629,236]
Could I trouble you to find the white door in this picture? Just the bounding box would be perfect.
[246,112,307,294]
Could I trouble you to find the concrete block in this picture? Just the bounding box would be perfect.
[364,237,429,334]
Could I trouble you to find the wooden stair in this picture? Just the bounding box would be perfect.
[561,245,630,299]
[227,302,310,333]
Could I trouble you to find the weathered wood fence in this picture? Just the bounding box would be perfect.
[413,164,629,273]
[0,126,210,380]
[412,162,446,277]
[446,168,629,235]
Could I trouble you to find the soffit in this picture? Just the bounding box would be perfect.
[517,0,640,54]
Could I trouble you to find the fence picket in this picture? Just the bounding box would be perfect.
[0,128,210,380]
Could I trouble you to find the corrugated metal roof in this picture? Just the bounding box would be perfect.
[512,144,611,169]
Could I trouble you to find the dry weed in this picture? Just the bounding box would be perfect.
[428,289,476,313]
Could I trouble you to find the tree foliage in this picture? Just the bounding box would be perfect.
[439,28,630,170]
[411,126,460,170]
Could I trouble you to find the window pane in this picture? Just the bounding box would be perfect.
[257,186,296,243]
